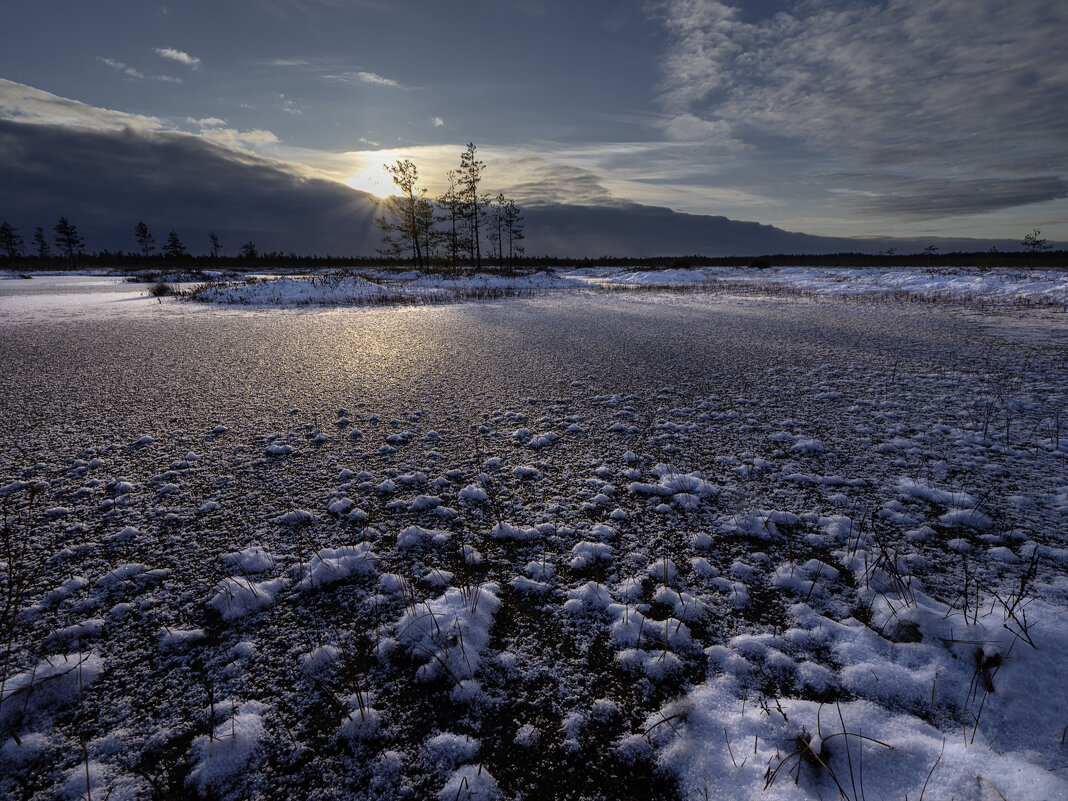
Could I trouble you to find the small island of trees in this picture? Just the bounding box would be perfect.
[374,143,524,274]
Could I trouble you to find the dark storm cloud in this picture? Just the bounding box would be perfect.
[0,120,381,255]
[0,118,1030,257]
[833,175,1068,219]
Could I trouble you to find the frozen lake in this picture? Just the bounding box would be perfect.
[1,275,1066,801]
[4,275,1061,452]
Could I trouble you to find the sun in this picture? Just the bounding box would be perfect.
[344,162,395,198]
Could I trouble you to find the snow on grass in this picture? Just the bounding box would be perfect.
[438,764,500,800]
[222,544,275,573]
[186,701,268,794]
[208,576,288,620]
[337,692,382,741]
[393,583,501,685]
[0,652,103,720]
[296,543,377,589]
[185,270,581,308]
[4,283,1067,800]
[582,265,1068,305]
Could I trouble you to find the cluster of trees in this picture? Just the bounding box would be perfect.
[0,217,87,265]
[375,143,525,273]
[132,222,258,262]
[0,218,260,266]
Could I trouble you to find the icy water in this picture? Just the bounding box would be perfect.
[1,278,1066,801]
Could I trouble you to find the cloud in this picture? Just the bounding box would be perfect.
[99,58,144,79]
[0,119,381,255]
[198,127,280,150]
[322,70,406,89]
[355,71,400,88]
[154,47,201,68]
[494,158,619,207]
[431,116,445,128]
[0,78,167,133]
[826,174,1068,219]
[0,79,283,163]
[0,115,1031,257]
[657,0,1068,219]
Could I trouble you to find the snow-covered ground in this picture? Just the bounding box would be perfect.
[4,266,1067,312]
[184,271,582,306]
[0,275,1066,800]
[182,266,1068,308]
[574,266,1068,307]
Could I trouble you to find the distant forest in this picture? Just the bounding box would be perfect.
[1,251,1065,272]
[1,211,1063,272]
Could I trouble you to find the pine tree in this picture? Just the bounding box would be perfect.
[134,221,155,258]
[374,159,431,269]
[208,231,221,260]
[503,198,525,272]
[436,170,466,274]
[458,143,487,270]
[32,227,51,259]
[0,222,23,259]
[488,193,507,267]
[54,217,84,266]
[416,194,438,268]
[163,230,187,259]
[1021,228,1049,253]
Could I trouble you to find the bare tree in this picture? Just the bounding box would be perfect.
[208,231,221,260]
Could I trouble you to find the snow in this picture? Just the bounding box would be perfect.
[394,583,501,685]
[297,543,377,589]
[0,652,103,716]
[186,701,267,793]
[580,265,1068,306]
[438,764,500,800]
[208,576,287,619]
[3,270,1067,800]
[183,270,581,308]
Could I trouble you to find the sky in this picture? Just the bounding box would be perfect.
[1,0,1066,249]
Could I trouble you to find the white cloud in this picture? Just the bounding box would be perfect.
[198,127,280,150]
[154,47,201,68]
[99,57,144,79]
[0,79,281,161]
[356,71,400,88]
[1,78,166,133]
[431,116,444,127]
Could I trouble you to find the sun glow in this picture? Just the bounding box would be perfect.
[344,162,396,198]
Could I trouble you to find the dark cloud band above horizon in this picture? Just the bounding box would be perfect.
[1,0,1065,242]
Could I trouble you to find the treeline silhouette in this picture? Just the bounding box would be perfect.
[1,250,1064,271]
